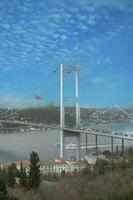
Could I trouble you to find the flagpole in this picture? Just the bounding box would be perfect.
[34,95,36,109]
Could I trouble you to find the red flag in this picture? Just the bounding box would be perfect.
[35,95,42,100]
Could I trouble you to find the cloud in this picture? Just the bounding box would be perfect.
[0,0,132,109]
[90,0,133,10]
[87,15,96,25]
[107,82,122,88]
[77,14,87,21]
[1,23,10,29]
[60,34,67,40]
[0,0,132,77]
[90,77,107,85]
[78,23,88,31]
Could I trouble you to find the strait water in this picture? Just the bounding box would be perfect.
[0,122,133,163]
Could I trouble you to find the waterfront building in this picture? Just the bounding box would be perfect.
[0,158,86,175]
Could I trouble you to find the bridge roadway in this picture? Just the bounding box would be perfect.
[63,127,133,141]
[0,120,59,129]
[63,127,133,156]
[0,119,133,142]
[0,120,133,155]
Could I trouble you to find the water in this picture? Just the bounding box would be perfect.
[88,122,133,133]
[111,122,133,133]
[0,130,60,163]
[0,122,133,163]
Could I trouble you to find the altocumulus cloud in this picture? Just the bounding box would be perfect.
[0,0,132,106]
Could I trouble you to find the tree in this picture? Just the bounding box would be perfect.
[120,159,128,170]
[0,177,8,200]
[82,164,91,175]
[0,168,7,185]
[95,159,108,175]
[19,163,27,189]
[7,164,16,187]
[61,170,66,178]
[29,151,40,189]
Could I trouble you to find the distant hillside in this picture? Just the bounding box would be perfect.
[0,106,132,125]
[18,106,133,125]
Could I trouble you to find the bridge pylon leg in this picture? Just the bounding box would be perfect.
[77,133,81,160]
[60,64,65,158]
[75,67,81,160]
[85,133,88,156]
[95,135,98,155]
[111,137,114,156]
[111,137,114,165]
[60,129,65,158]
[121,138,124,158]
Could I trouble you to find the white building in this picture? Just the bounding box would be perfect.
[40,158,86,175]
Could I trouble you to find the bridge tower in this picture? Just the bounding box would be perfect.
[60,64,81,160]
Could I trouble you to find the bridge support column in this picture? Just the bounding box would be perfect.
[75,67,80,127]
[111,137,114,155]
[111,136,114,163]
[121,138,124,157]
[95,135,98,155]
[75,67,81,160]
[60,64,65,157]
[85,133,88,156]
[77,133,81,160]
[60,129,65,157]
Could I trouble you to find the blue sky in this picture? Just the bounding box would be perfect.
[0,0,133,108]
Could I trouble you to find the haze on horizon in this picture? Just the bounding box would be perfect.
[0,0,133,108]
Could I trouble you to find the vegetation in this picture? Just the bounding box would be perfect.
[19,106,60,124]
[19,163,27,189]
[7,164,17,187]
[0,177,9,200]
[0,177,18,200]
[29,151,41,189]
[5,166,133,200]
[19,106,75,125]
[1,149,133,199]
[18,106,133,125]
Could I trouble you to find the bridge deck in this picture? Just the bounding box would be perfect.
[63,128,133,141]
[0,119,133,142]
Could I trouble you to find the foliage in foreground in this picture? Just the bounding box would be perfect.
[5,166,133,200]
[3,149,133,200]
[29,151,41,189]
[0,177,18,200]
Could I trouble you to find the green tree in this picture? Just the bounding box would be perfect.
[19,163,27,189]
[82,164,91,175]
[61,170,66,178]
[7,164,16,187]
[0,177,8,200]
[95,159,107,175]
[120,159,128,170]
[29,151,40,189]
[0,168,7,184]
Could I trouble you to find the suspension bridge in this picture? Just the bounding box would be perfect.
[0,64,133,160]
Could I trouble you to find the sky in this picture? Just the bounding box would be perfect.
[0,0,133,108]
